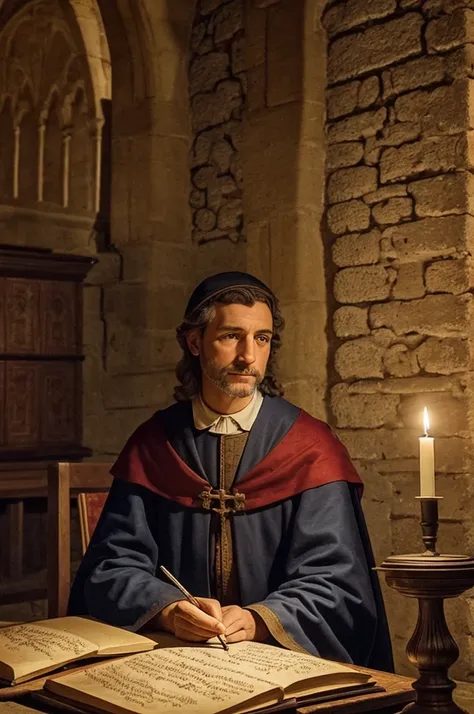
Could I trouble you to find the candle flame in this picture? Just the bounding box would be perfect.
[423,407,430,436]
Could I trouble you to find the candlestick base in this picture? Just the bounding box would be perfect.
[377,554,474,714]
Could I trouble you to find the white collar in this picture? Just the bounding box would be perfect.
[192,390,263,434]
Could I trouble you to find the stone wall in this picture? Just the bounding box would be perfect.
[324,0,474,677]
[189,0,246,280]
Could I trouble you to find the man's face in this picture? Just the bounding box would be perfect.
[188,301,273,400]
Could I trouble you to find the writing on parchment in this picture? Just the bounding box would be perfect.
[0,625,92,660]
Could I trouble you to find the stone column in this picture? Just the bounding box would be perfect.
[323,1,474,677]
[243,0,328,417]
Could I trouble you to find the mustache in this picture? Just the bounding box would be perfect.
[224,365,260,377]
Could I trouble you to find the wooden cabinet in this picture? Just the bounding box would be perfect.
[0,246,95,461]
[0,246,95,591]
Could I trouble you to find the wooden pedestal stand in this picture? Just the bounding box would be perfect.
[378,498,474,714]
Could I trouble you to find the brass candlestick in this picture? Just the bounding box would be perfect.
[377,496,474,714]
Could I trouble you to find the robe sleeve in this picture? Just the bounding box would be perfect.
[67,479,185,630]
[245,481,380,665]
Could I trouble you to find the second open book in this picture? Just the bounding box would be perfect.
[44,639,374,714]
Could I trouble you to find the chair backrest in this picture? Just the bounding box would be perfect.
[47,462,113,619]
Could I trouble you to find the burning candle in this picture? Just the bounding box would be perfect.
[419,407,435,498]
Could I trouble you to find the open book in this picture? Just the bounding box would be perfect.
[45,641,375,714]
[0,617,155,685]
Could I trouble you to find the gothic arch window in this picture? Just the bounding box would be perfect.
[69,86,93,213]
[17,86,37,203]
[0,97,14,201]
[43,92,63,205]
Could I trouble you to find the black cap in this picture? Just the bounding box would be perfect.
[184,271,275,317]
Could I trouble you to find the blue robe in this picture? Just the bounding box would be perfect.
[68,396,393,671]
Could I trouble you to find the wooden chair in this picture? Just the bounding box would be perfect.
[47,462,113,619]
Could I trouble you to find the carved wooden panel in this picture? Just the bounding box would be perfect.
[5,278,40,354]
[40,362,76,444]
[0,278,5,353]
[5,362,38,446]
[0,360,4,446]
[40,280,76,354]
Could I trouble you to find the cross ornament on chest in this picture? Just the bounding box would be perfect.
[199,488,246,522]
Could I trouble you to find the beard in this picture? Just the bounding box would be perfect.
[202,358,263,398]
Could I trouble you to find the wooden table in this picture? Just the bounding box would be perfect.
[0,667,415,714]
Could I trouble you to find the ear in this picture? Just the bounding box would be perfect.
[186,330,201,357]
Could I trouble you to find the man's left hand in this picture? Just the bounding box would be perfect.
[222,606,269,643]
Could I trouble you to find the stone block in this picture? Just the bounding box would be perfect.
[190,189,206,209]
[335,337,385,379]
[416,337,469,374]
[217,198,243,230]
[369,293,472,337]
[383,215,469,263]
[231,35,245,74]
[282,379,327,421]
[426,9,474,53]
[364,184,408,205]
[425,258,470,294]
[266,210,327,303]
[104,282,188,331]
[409,173,474,217]
[380,135,466,184]
[214,0,244,43]
[106,322,181,376]
[327,200,371,235]
[103,372,174,410]
[372,197,413,226]
[195,208,217,231]
[201,0,222,13]
[392,472,472,520]
[348,374,462,395]
[85,253,121,286]
[326,82,359,120]
[394,81,469,136]
[245,2,266,69]
[327,166,378,203]
[189,52,230,96]
[399,393,469,437]
[279,302,327,382]
[327,108,387,144]
[195,238,246,280]
[246,64,265,112]
[266,0,303,107]
[327,14,423,84]
[331,383,400,428]
[192,81,242,132]
[326,142,364,170]
[382,56,445,99]
[383,343,420,377]
[332,228,381,267]
[359,76,380,109]
[243,103,325,222]
[333,306,370,337]
[336,427,420,460]
[365,124,421,165]
[392,263,425,300]
[334,265,391,304]
[322,0,396,37]
[211,138,234,172]
[121,242,192,285]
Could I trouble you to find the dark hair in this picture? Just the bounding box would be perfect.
[174,286,285,401]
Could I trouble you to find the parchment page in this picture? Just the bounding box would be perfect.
[0,624,95,682]
[224,642,368,690]
[39,618,155,655]
[46,647,284,714]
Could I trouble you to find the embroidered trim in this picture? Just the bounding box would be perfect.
[245,604,310,655]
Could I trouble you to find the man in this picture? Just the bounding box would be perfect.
[69,271,393,671]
